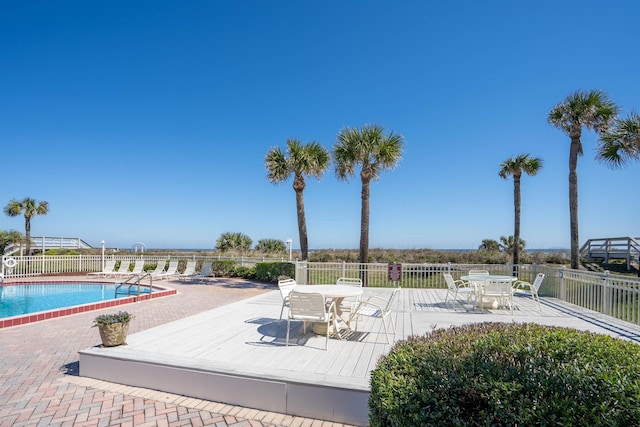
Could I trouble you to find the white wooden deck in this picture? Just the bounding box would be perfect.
[79,288,640,426]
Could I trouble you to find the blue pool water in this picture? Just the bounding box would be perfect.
[0,283,126,318]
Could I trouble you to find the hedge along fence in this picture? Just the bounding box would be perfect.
[369,322,640,426]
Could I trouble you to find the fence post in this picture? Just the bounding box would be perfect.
[559,269,566,301]
[602,270,611,316]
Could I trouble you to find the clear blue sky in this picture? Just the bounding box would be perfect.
[1,1,638,250]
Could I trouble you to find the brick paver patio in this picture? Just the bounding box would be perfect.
[0,277,354,426]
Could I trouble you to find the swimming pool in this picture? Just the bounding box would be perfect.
[0,281,177,328]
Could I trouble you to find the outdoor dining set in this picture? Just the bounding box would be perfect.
[444,270,545,314]
[277,277,400,350]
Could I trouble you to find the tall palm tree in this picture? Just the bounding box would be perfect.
[4,198,49,255]
[596,113,640,168]
[499,153,543,267]
[548,90,619,269]
[0,230,24,255]
[265,138,330,261]
[333,124,404,264]
[499,235,525,255]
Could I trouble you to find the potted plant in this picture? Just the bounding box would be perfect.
[93,311,133,347]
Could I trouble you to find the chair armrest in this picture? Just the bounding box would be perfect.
[513,280,531,290]
[357,299,384,313]
[454,280,471,288]
[364,295,389,305]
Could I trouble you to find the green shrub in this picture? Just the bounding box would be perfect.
[370,322,640,426]
[212,260,237,276]
[255,262,294,283]
[231,265,257,279]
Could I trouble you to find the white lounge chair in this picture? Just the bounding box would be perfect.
[112,261,131,277]
[114,260,144,278]
[513,273,545,312]
[88,260,116,277]
[286,291,337,351]
[277,278,297,319]
[173,260,197,280]
[197,261,214,282]
[352,287,400,345]
[148,260,167,277]
[153,260,179,280]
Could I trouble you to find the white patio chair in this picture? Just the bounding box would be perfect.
[278,278,297,319]
[173,260,197,280]
[336,277,363,325]
[148,260,167,276]
[352,287,400,344]
[513,273,545,312]
[115,259,144,277]
[443,273,475,306]
[196,261,214,282]
[286,291,337,350]
[88,259,116,277]
[153,260,179,280]
[480,279,515,314]
[112,260,131,277]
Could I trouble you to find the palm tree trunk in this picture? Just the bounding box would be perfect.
[295,188,309,261]
[359,177,370,265]
[569,137,581,270]
[513,175,521,272]
[25,216,31,255]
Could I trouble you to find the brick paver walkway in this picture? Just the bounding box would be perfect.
[0,277,354,426]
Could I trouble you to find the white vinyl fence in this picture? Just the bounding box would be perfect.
[3,255,640,326]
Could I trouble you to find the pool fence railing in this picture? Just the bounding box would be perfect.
[2,254,640,327]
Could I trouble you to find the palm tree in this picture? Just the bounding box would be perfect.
[265,138,330,261]
[596,113,640,168]
[4,198,50,255]
[333,124,404,264]
[499,153,543,267]
[548,90,619,269]
[478,239,500,252]
[0,230,24,255]
[499,235,525,255]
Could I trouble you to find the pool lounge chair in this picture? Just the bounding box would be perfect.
[88,260,117,277]
[152,260,179,280]
[196,261,214,282]
[148,260,168,276]
[172,260,197,280]
[114,260,144,278]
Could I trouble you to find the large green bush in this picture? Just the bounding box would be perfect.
[255,262,294,283]
[370,322,640,426]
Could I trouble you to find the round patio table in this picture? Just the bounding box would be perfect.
[293,285,363,335]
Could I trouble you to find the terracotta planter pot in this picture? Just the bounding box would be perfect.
[98,322,130,347]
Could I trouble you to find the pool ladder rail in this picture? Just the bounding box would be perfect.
[115,273,154,298]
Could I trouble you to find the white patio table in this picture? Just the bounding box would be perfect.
[460,275,517,309]
[293,285,364,336]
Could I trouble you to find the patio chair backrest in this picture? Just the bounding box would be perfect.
[102,260,116,272]
[151,260,167,275]
[383,287,401,313]
[289,291,330,322]
[182,260,196,275]
[483,279,513,297]
[443,273,457,290]
[200,261,212,276]
[532,273,545,291]
[468,269,490,276]
[117,261,131,272]
[164,260,179,275]
[336,277,363,287]
[278,278,297,300]
[130,260,145,274]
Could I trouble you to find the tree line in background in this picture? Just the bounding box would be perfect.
[265,90,638,269]
[1,92,637,264]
